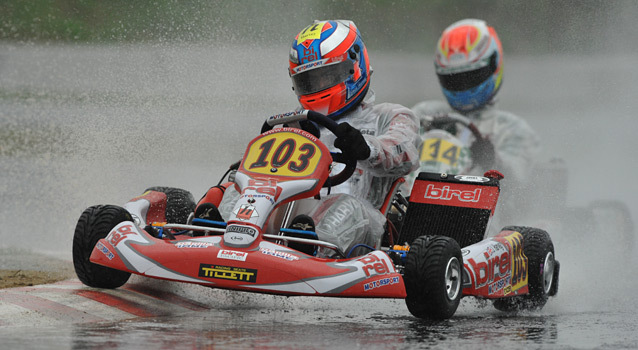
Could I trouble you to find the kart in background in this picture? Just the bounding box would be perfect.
[407,111,634,257]
[73,110,559,319]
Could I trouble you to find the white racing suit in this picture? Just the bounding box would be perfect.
[412,99,540,234]
[219,91,421,256]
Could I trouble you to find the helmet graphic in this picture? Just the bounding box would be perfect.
[289,20,371,118]
[435,19,503,112]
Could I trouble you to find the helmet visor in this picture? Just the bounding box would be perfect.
[292,60,354,96]
[437,52,497,92]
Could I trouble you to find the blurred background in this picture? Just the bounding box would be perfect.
[2,0,636,54]
[1,0,637,259]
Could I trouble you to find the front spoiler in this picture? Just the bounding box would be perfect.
[90,221,406,298]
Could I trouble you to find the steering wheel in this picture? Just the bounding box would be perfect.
[422,112,484,141]
[260,110,357,188]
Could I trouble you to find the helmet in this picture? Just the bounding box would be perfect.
[434,19,503,112]
[289,20,371,118]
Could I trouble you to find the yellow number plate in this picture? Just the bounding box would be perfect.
[420,138,461,166]
[243,131,321,178]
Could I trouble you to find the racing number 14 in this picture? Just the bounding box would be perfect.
[421,138,459,166]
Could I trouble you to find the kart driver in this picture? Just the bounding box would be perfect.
[413,19,540,187]
[200,19,421,257]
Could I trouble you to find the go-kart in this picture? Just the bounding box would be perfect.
[73,110,560,320]
[408,111,634,256]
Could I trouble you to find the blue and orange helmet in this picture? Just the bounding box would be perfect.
[289,20,371,119]
[435,19,503,113]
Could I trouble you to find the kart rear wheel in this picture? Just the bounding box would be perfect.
[493,226,557,312]
[404,235,463,320]
[144,186,196,224]
[73,205,132,288]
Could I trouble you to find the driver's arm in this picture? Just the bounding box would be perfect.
[363,104,421,177]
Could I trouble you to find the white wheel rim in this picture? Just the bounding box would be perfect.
[446,257,461,300]
[542,252,555,294]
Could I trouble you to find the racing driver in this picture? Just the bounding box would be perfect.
[207,19,421,257]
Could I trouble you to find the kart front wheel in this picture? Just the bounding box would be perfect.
[73,205,132,288]
[404,235,463,320]
[493,226,558,312]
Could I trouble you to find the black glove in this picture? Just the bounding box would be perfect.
[470,136,495,169]
[333,122,371,161]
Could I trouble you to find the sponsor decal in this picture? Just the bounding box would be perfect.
[455,175,490,183]
[424,184,481,202]
[240,179,283,202]
[106,224,137,247]
[467,247,511,289]
[226,224,257,237]
[269,110,302,120]
[259,247,299,261]
[359,129,376,136]
[499,232,528,292]
[466,232,528,293]
[293,59,326,74]
[198,264,257,283]
[174,241,214,249]
[233,204,259,221]
[217,249,248,262]
[357,253,393,277]
[484,242,506,257]
[364,276,400,291]
[462,249,471,256]
[96,241,115,260]
[240,193,274,204]
[296,21,329,44]
[488,275,511,296]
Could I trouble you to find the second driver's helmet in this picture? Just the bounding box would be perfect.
[289,20,371,119]
[435,19,503,113]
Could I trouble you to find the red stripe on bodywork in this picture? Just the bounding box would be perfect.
[75,289,158,317]
[0,292,105,322]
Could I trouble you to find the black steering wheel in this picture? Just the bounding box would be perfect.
[422,112,484,141]
[260,110,357,188]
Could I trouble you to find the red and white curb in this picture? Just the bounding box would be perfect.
[0,279,211,327]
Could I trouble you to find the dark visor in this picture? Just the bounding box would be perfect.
[437,52,497,92]
[292,60,354,95]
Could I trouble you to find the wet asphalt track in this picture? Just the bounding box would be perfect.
[1,43,638,349]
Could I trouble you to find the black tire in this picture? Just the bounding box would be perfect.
[493,226,557,312]
[404,235,463,320]
[144,186,196,224]
[73,205,132,288]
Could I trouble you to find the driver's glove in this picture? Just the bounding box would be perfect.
[470,136,496,169]
[334,122,371,161]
